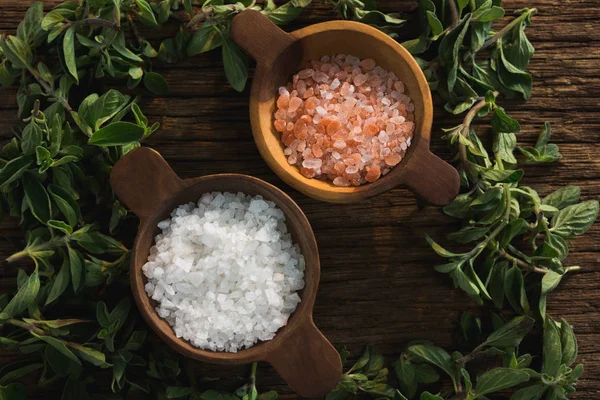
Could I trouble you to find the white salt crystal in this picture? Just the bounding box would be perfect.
[142,192,305,353]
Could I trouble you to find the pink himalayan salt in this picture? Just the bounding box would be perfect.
[273,54,415,187]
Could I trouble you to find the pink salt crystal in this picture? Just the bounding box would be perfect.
[394,81,404,92]
[298,69,314,79]
[274,119,286,132]
[365,166,381,182]
[314,71,328,83]
[353,74,367,86]
[333,177,350,187]
[274,54,414,187]
[301,167,316,178]
[360,58,376,71]
[277,94,290,109]
[384,153,402,166]
[312,144,323,158]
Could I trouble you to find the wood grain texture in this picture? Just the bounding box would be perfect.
[1,0,600,398]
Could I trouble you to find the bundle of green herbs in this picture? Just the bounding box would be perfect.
[0,1,596,399]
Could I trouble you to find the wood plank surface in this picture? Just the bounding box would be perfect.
[1,0,599,398]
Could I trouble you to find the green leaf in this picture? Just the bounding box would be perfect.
[496,39,532,99]
[491,107,520,134]
[550,200,599,237]
[88,122,145,146]
[406,345,457,390]
[0,35,33,69]
[21,123,42,156]
[112,32,143,62]
[48,184,81,227]
[414,363,439,384]
[482,316,534,348]
[510,384,547,400]
[0,363,43,386]
[443,194,473,218]
[85,89,128,130]
[395,357,416,398]
[266,1,308,25]
[31,332,81,365]
[503,13,535,70]
[143,72,168,96]
[560,319,577,366]
[0,382,27,400]
[167,386,195,398]
[439,15,471,92]
[447,225,489,244]
[135,0,160,28]
[124,330,147,351]
[63,26,78,83]
[48,220,73,235]
[543,318,562,377]
[70,343,111,367]
[0,156,33,188]
[426,11,443,36]
[493,131,517,164]
[499,219,528,247]
[475,368,529,396]
[222,38,248,92]
[22,171,52,224]
[420,392,443,400]
[425,234,462,258]
[541,271,562,295]
[187,22,222,55]
[478,166,523,183]
[542,186,580,210]
[45,257,71,305]
[67,246,84,294]
[504,265,529,314]
[473,5,504,22]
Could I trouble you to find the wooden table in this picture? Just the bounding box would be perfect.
[1,0,599,398]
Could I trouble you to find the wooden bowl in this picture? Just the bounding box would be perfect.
[231,10,460,205]
[110,147,342,398]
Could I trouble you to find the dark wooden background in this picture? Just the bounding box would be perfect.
[1,0,599,398]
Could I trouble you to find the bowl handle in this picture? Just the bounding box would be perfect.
[110,147,185,222]
[265,315,342,398]
[399,143,460,206]
[231,9,295,65]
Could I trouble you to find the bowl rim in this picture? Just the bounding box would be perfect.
[130,173,320,364]
[248,20,434,203]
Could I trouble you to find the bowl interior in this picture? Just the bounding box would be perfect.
[131,174,319,363]
[251,21,433,202]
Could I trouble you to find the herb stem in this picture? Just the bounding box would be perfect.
[6,236,69,263]
[497,248,548,274]
[448,0,460,28]
[187,6,214,29]
[479,8,537,52]
[458,91,499,177]
[127,13,144,47]
[25,65,73,113]
[7,319,46,335]
[250,362,258,386]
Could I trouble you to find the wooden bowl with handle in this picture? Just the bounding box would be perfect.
[231,10,460,205]
[110,147,342,398]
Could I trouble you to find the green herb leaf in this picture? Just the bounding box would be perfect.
[491,107,520,133]
[88,122,145,146]
[550,200,599,237]
[0,156,33,188]
[542,318,562,377]
[135,0,160,28]
[144,72,169,96]
[475,368,529,396]
[63,26,78,83]
[560,319,578,367]
[22,171,52,224]
[542,186,580,210]
[0,267,39,320]
[407,345,457,390]
[67,245,84,294]
[481,316,534,348]
[45,257,71,306]
[222,38,248,92]
[187,22,222,55]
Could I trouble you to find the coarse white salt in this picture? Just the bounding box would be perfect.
[142,192,305,353]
